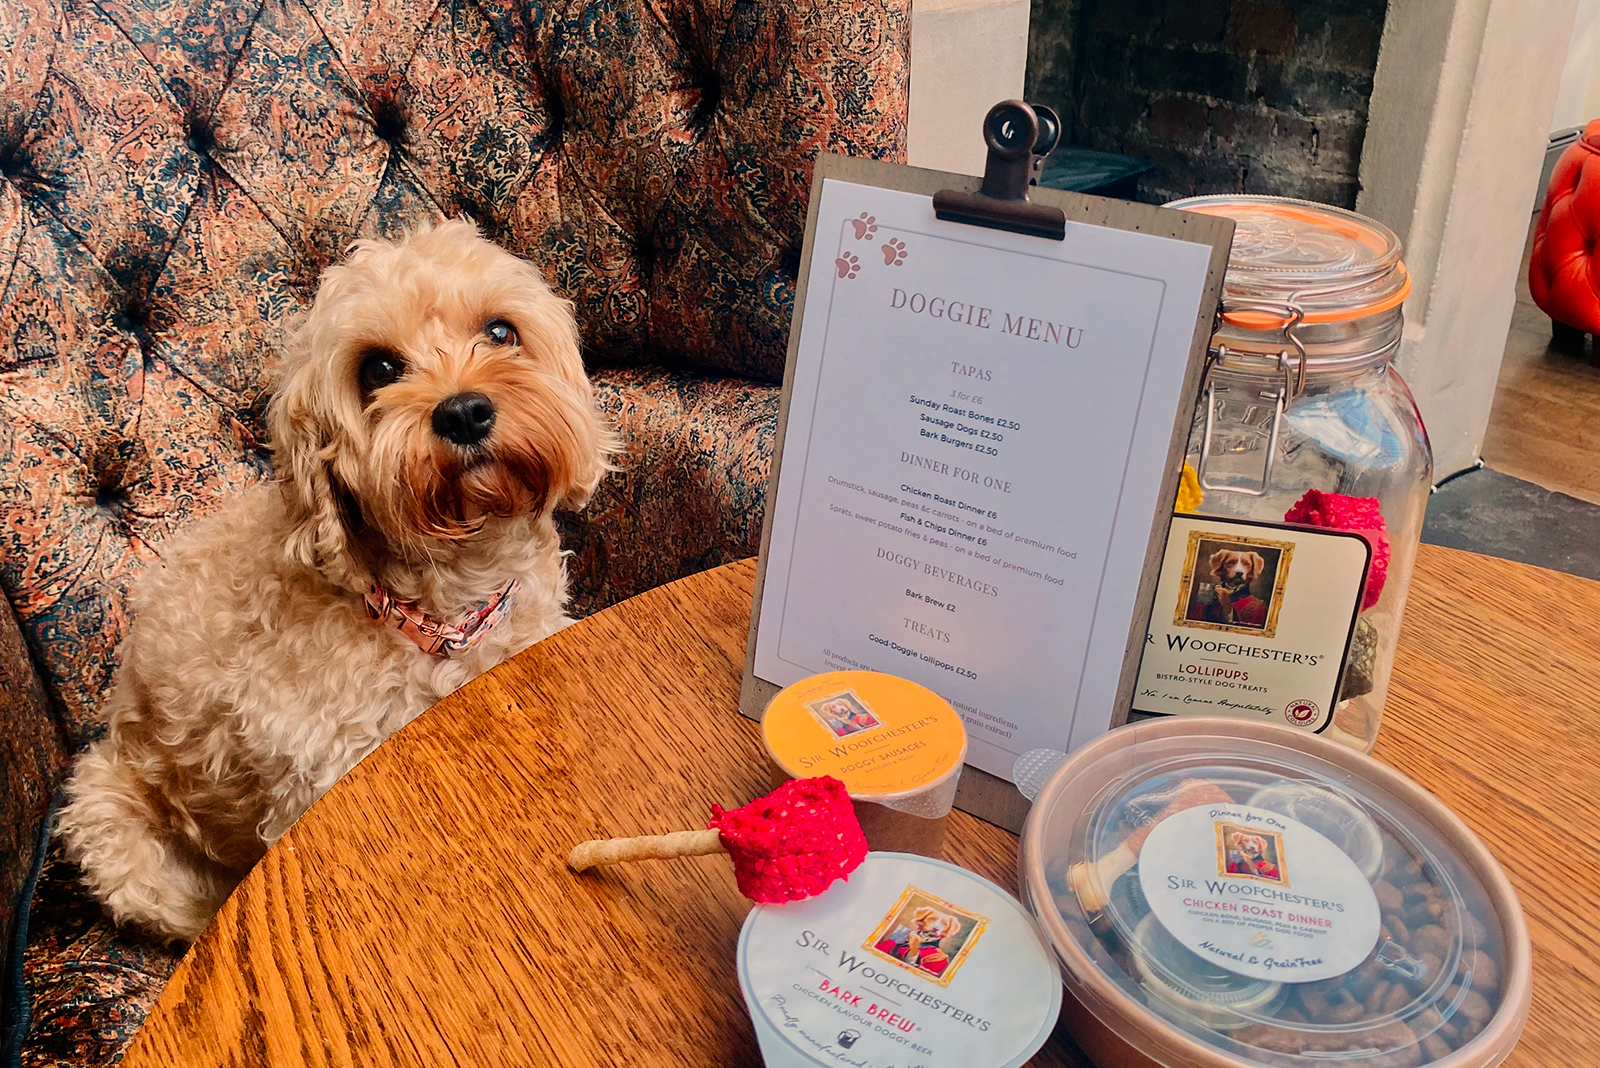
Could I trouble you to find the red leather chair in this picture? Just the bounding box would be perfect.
[1531,119,1600,358]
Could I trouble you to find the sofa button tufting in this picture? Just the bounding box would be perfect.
[95,483,126,515]
[373,100,406,145]
[185,118,215,155]
[121,305,144,328]
[694,79,722,127]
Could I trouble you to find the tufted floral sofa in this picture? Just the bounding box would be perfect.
[0,0,909,1062]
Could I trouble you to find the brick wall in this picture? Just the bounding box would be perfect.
[1025,0,1386,207]
[1026,0,1084,143]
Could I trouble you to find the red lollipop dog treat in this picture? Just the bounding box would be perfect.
[1284,489,1390,609]
[568,776,869,905]
[709,776,869,903]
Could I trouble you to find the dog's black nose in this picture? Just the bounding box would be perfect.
[432,392,496,446]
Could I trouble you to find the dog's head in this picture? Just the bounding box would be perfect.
[268,219,614,578]
[1209,549,1265,586]
[1231,832,1268,858]
[911,907,959,941]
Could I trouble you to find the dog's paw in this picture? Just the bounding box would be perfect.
[835,252,860,279]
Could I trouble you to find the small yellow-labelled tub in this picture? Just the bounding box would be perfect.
[762,671,968,856]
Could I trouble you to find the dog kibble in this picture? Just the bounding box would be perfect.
[1346,973,1378,1002]
[1365,980,1392,1014]
[1298,987,1332,1019]
[1375,881,1404,912]
[1411,952,1444,991]
[1382,981,1412,1014]
[1412,1008,1445,1033]
[1413,924,1451,957]
[1232,1024,1304,1056]
[1417,899,1447,924]
[1451,986,1493,1025]
[1420,1034,1453,1061]
[1459,949,1499,993]
[1337,616,1379,701]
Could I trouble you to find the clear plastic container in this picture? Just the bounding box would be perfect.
[1020,717,1530,1068]
[1164,196,1434,752]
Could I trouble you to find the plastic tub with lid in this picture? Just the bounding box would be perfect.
[1020,717,1530,1068]
[739,852,1061,1067]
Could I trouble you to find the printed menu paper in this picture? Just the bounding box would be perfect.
[749,174,1221,782]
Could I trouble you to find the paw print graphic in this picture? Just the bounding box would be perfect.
[851,213,878,240]
[882,238,907,266]
[835,251,861,279]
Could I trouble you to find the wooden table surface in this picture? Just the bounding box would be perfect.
[123,545,1600,1067]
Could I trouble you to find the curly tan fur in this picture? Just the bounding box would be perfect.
[56,220,615,942]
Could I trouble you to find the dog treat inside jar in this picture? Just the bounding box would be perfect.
[1137,197,1432,753]
[1021,717,1531,1068]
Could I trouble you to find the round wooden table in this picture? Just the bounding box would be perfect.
[124,546,1600,1067]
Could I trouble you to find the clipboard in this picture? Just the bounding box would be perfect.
[739,103,1235,832]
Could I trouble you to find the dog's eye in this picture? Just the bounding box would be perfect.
[357,348,405,392]
[484,319,518,347]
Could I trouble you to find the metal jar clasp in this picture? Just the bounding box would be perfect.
[1195,300,1308,496]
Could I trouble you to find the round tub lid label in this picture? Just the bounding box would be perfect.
[739,853,1059,1068]
[763,672,968,797]
[1138,803,1381,984]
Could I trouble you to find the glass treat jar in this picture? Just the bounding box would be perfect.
[1163,195,1432,751]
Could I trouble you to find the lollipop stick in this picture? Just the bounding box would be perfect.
[566,777,868,904]
[569,828,725,871]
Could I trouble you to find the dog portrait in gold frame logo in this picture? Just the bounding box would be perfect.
[863,885,988,987]
[1176,531,1294,638]
[1216,822,1290,886]
[803,689,883,738]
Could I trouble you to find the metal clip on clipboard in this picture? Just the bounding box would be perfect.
[932,100,1067,241]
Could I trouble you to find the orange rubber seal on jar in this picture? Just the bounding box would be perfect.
[1220,263,1412,330]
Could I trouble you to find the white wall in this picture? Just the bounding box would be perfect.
[1553,0,1600,132]
[1358,0,1582,480]
[907,0,1032,176]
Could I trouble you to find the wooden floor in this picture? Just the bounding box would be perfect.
[1479,219,1600,505]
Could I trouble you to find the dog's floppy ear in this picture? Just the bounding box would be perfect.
[1246,552,1266,578]
[267,366,362,587]
[1208,549,1229,575]
[503,259,621,510]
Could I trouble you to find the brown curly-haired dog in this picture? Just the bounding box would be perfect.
[57,220,615,941]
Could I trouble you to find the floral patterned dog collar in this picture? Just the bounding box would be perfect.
[363,580,520,658]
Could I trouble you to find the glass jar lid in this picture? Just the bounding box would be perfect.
[1168,196,1411,330]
